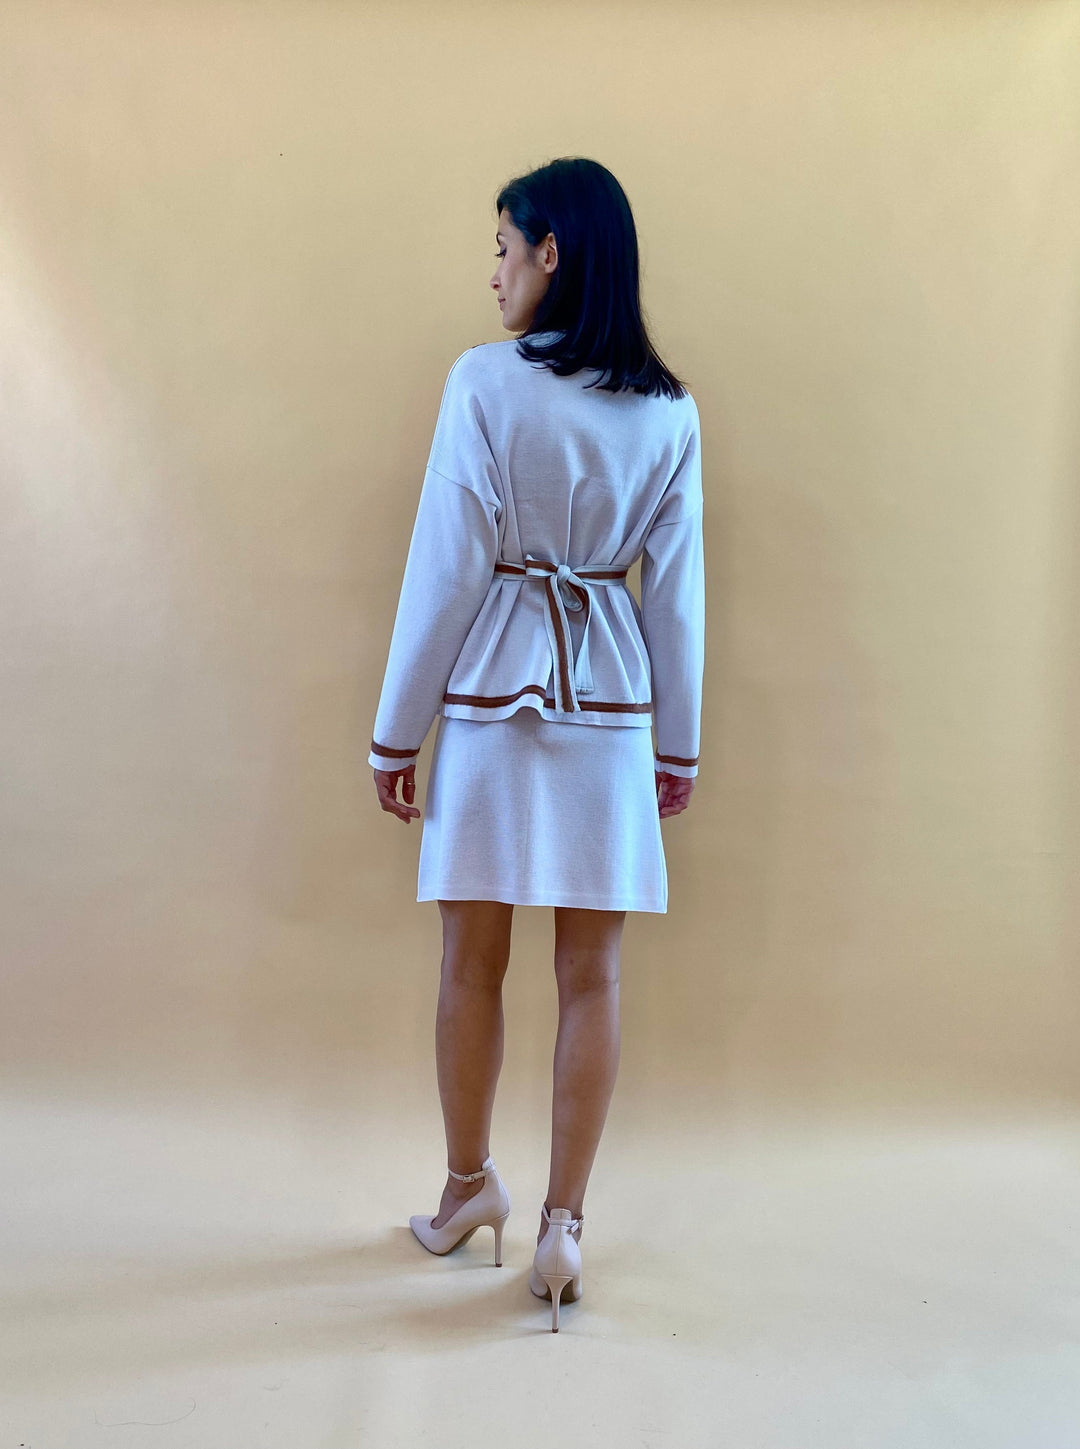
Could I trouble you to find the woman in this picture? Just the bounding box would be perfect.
[368,157,705,1331]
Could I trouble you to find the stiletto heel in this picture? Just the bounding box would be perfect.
[529,1204,584,1331]
[492,1209,510,1267]
[540,1272,574,1331]
[409,1157,511,1266]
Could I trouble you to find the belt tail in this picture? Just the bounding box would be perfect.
[544,578,579,713]
[573,595,595,695]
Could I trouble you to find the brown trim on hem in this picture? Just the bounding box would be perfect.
[443,685,651,714]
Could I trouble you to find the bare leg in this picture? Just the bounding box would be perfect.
[430,899,513,1229]
[538,907,626,1245]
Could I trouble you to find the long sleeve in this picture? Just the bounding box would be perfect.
[368,355,501,772]
[639,415,706,779]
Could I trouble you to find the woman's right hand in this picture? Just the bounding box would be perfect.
[656,770,695,819]
[374,764,422,822]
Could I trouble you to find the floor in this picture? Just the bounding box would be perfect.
[3,1092,1079,1448]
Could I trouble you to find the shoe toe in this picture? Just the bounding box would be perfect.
[410,1214,437,1245]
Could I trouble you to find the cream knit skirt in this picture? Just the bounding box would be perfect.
[416,706,668,912]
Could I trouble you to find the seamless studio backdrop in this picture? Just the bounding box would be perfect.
[1,3,1079,1446]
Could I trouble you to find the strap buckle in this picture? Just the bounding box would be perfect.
[448,1158,492,1183]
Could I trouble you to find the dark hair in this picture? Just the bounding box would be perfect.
[494,157,690,400]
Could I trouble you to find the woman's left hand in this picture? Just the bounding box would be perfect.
[374,765,421,823]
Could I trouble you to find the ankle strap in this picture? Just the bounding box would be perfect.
[448,1155,494,1183]
[542,1203,584,1231]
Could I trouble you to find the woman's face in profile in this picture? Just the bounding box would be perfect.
[491,208,557,334]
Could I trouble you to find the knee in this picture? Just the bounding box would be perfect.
[440,947,509,991]
[553,946,620,998]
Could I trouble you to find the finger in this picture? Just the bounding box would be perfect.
[384,796,421,822]
[393,768,419,818]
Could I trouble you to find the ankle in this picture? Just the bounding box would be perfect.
[544,1198,584,1220]
[447,1172,484,1194]
[538,1202,585,1242]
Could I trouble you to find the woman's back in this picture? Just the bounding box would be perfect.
[366,337,704,780]
[451,334,700,570]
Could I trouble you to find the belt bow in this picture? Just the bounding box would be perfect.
[493,554,630,713]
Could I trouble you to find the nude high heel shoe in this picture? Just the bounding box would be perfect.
[409,1157,511,1267]
[529,1204,584,1331]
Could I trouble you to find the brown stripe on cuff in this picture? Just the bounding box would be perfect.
[371,738,422,757]
[656,751,699,765]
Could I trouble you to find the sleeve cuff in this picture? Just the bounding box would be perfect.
[369,740,420,772]
[655,755,699,779]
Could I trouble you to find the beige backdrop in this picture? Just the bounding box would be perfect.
[2,2,1079,1443]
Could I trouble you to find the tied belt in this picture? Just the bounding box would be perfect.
[493,554,630,714]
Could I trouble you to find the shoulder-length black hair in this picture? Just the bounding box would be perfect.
[495,157,691,400]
